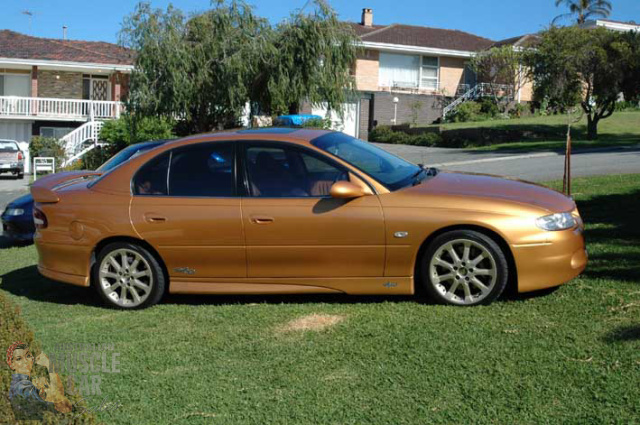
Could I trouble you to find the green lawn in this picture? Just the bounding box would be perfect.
[436,110,640,152]
[1,174,639,424]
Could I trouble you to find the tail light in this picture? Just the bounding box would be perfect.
[17,151,23,161]
[33,208,48,229]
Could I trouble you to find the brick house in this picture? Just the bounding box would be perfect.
[0,30,133,170]
[303,8,535,139]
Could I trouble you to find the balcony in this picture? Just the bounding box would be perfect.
[0,96,124,121]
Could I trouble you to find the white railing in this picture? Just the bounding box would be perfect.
[443,83,516,118]
[0,96,123,120]
[61,121,104,166]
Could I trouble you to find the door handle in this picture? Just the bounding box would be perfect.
[144,214,167,223]
[250,216,274,225]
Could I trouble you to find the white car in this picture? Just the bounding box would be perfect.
[0,139,25,179]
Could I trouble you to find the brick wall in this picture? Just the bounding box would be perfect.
[355,50,379,92]
[358,97,371,140]
[371,92,443,128]
[38,71,83,99]
[439,57,465,97]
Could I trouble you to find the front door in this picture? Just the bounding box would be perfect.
[240,141,385,278]
[130,142,246,279]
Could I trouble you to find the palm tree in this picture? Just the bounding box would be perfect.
[553,0,613,25]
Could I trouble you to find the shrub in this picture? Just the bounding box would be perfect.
[478,98,499,118]
[614,100,640,112]
[100,115,175,149]
[448,101,483,123]
[29,136,66,169]
[369,126,442,147]
[301,117,333,129]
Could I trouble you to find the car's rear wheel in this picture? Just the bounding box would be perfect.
[419,230,508,306]
[93,242,165,309]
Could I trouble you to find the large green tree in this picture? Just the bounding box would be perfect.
[553,0,612,25]
[527,26,633,139]
[119,0,357,133]
[469,45,530,113]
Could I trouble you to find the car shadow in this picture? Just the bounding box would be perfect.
[602,325,640,344]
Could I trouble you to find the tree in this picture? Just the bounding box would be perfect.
[470,45,530,114]
[553,0,612,25]
[119,0,357,133]
[619,30,640,103]
[528,26,629,139]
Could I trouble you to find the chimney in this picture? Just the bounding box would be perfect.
[62,26,67,40]
[361,8,373,27]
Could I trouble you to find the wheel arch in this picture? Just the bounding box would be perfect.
[90,236,170,293]
[413,224,518,295]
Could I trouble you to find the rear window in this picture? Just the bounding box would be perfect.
[0,141,18,152]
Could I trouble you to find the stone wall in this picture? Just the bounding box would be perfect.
[38,71,83,99]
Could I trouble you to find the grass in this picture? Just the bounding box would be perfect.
[0,174,639,424]
[435,110,640,152]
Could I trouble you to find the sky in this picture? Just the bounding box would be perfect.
[1,0,639,44]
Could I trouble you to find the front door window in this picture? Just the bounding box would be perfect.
[244,144,347,198]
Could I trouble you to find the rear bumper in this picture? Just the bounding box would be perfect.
[0,162,23,173]
[35,240,91,287]
[513,226,587,293]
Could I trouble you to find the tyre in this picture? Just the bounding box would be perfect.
[17,173,24,180]
[418,230,508,306]
[93,242,166,309]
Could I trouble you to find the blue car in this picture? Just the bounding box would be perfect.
[1,139,171,243]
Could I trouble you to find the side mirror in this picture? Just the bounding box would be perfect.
[330,181,366,199]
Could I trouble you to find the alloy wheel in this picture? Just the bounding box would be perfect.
[98,248,154,308]
[428,238,498,305]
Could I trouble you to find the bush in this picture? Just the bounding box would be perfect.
[615,100,640,112]
[447,101,483,123]
[29,136,66,169]
[301,117,333,129]
[369,126,442,147]
[478,98,499,118]
[100,115,175,149]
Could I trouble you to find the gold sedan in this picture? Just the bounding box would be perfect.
[31,129,587,309]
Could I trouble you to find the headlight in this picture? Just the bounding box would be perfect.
[535,212,576,231]
[4,208,25,216]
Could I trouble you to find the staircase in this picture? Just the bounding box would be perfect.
[443,83,515,119]
[61,121,104,167]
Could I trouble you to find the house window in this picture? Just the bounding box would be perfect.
[40,127,75,139]
[0,73,30,97]
[378,53,420,88]
[420,56,439,90]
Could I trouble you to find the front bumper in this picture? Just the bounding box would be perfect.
[2,218,34,242]
[512,226,587,293]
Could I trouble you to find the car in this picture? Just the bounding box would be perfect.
[2,140,171,243]
[31,129,587,309]
[0,139,25,179]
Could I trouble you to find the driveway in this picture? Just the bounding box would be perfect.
[376,144,640,182]
[0,176,29,211]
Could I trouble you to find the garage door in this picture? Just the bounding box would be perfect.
[312,102,360,138]
[0,120,33,172]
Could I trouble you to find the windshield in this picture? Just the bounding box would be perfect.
[311,132,423,191]
[0,141,18,152]
[97,141,164,172]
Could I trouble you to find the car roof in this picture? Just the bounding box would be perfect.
[162,128,334,148]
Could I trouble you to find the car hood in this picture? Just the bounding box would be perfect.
[6,193,33,209]
[411,171,575,213]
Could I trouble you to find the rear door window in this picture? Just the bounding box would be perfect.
[168,143,235,197]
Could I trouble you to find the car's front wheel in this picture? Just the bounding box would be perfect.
[419,230,508,306]
[93,242,165,309]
